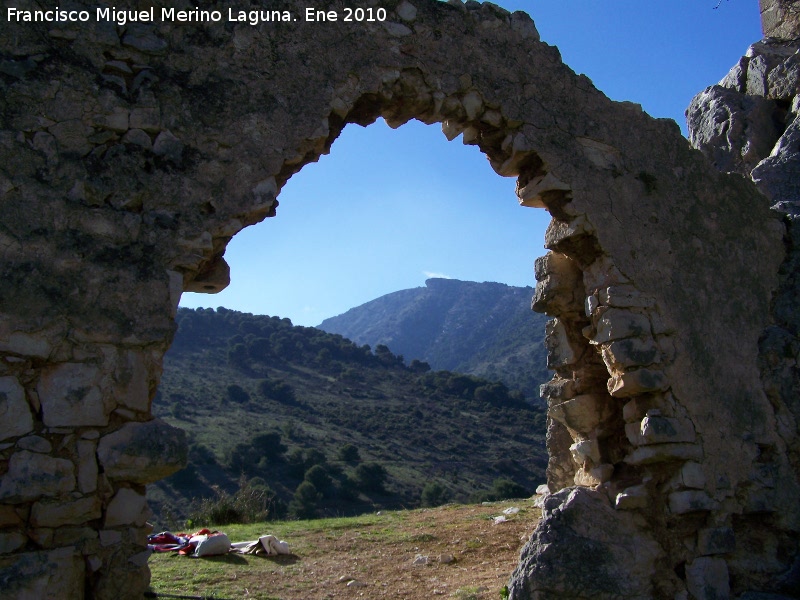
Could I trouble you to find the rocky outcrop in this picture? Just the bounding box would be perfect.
[0,0,796,598]
[760,0,800,40]
[687,29,800,599]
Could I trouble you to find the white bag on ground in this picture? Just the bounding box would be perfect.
[230,534,290,555]
[193,532,231,556]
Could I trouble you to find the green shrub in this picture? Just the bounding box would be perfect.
[186,478,283,526]
[352,462,388,494]
[289,481,321,520]
[421,481,450,507]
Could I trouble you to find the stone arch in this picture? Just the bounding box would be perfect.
[0,1,796,598]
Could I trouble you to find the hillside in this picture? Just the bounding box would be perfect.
[317,279,550,397]
[148,307,548,526]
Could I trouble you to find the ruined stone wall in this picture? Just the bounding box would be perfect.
[687,24,800,599]
[0,1,796,598]
[760,0,800,39]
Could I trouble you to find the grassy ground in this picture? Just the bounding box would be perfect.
[148,498,540,600]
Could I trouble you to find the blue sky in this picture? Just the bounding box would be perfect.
[180,0,762,326]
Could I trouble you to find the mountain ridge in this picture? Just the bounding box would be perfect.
[318,278,550,397]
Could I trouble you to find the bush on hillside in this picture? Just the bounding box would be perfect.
[186,478,283,526]
[421,481,450,507]
[288,481,321,520]
[351,462,388,494]
[258,379,297,403]
[471,478,530,503]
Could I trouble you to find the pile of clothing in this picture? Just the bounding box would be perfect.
[148,528,290,558]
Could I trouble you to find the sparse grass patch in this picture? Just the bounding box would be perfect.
[148,500,539,600]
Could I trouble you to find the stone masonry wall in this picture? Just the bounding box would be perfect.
[687,26,800,599]
[760,0,800,39]
[0,1,796,598]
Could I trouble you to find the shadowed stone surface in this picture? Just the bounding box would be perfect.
[508,488,665,599]
[0,0,797,598]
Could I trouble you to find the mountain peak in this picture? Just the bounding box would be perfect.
[318,280,548,397]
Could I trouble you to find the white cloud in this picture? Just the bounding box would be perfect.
[423,271,452,280]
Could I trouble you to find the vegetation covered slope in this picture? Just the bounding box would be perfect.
[317,278,550,397]
[149,307,548,526]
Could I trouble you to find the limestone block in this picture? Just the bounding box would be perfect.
[152,130,183,162]
[128,550,152,568]
[685,557,730,600]
[533,252,583,315]
[767,52,800,99]
[17,436,52,453]
[396,1,418,21]
[751,114,800,206]
[128,107,160,132]
[607,368,669,398]
[0,547,85,600]
[570,438,601,466]
[601,337,661,371]
[624,443,703,466]
[639,415,696,445]
[99,530,123,547]
[104,488,150,528]
[598,286,654,309]
[98,108,129,133]
[680,462,707,489]
[508,488,663,599]
[0,330,52,359]
[746,53,780,96]
[668,491,719,515]
[0,451,75,502]
[382,21,412,37]
[97,418,187,484]
[543,215,595,251]
[114,351,150,413]
[581,255,630,291]
[534,250,579,281]
[517,172,571,208]
[545,319,581,368]
[87,555,103,573]
[121,128,152,149]
[625,422,643,446]
[509,9,539,40]
[52,527,98,548]
[37,363,110,427]
[540,377,578,402]
[574,464,613,487]
[545,417,577,492]
[687,84,781,175]
[719,55,749,91]
[77,440,98,494]
[29,528,54,547]
[697,527,735,556]
[0,505,23,527]
[48,120,91,156]
[461,91,484,120]
[622,396,663,423]
[615,484,649,510]
[592,309,651,345]
[0,376,34,441]
[576,137,622,170]
[0,532,27,553]
[574,467,603,487]
[549,394,610,433]
[31,497,101,528]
